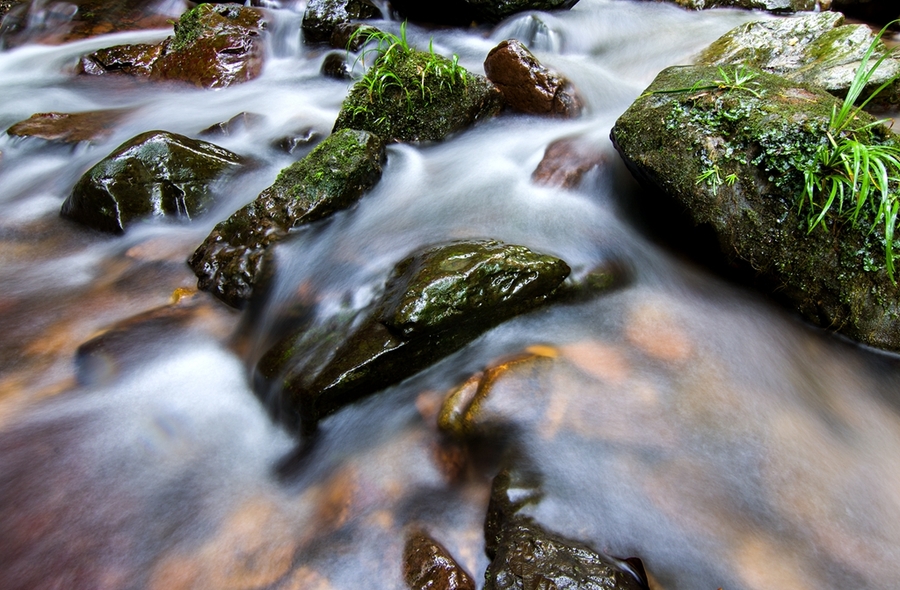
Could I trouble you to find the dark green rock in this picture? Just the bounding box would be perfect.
[60,131,245,234]
[404,530,476,590]
[302,0,380,45]
[333,48,503,143]
[189,128,385,308]
[257,240,570,434]
[610,65,900,352]
[652,0,817,11]
[697,12,900,107]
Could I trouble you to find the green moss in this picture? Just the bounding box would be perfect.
[171,5,205,52]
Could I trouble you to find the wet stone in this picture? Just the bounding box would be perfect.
[321,51,352,79]
[61,130,245,234]
[6,109,130,144]
[404,530,476,590]
[484,39,582,118]
[189,128,385,308]
[199,112,265,138]
[78,43,163,77]
[257,239,570,434]
[532,136,606,188]
[301,0,380,45]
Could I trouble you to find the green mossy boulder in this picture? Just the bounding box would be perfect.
[697,12,900,107]
[61,130,245,234]
[78,4,266,88]
[189,129,386,308]
[301,0,380,45]
[256,239,571,434]
[333,48,503,143]
[611,65,900,351]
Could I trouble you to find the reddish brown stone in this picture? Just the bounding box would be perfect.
[532,137,607,188]
[404,530,475,590]
[483,39,582,118]
[7,110,131,144]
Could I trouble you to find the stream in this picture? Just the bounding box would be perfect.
[2,1,900,589]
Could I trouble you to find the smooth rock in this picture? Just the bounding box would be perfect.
[199,112,265,138]
[611,64,900,352]
[301,0,380,44]
[698,12,900,107]
[189,128,385,308]
[404,530,476,590]
[6,109,130,143]
[78,43,163,76]
[484,39,582,117]
[532,137,606,188]
[61,130,245,234]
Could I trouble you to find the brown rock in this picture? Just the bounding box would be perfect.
[404,530,476,590]
[532,137,607,188]
[7,110,131,144]
[77,43,163,77]
[484,39,582,117]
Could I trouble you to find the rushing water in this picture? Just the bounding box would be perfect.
[2,1,900,589]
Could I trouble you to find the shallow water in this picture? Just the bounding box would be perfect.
[2,1,900,589]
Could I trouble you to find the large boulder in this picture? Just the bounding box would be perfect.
[78,4,266,88]
[611,65,900,351]
[255,239,571,434]
[697,12,900,107]
[484,39,582,118]
[189,129,386,308]
[61,131,245,234]
[388,0,580,25]
[301,0,380,45]
[333,44,503,143]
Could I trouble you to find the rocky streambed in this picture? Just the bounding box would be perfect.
[2,1,900,589]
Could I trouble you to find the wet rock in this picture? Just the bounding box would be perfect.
[78,4,266,89]
[6,109,130,144]
[272,127,321,153]
[321,51,352,79]
[484,40,582,118]
[189,129,385,308]
[302,0,380,45]
[532,136,606,188]
[330,22,378,51]
[61,131,245,234]
[404,530,476,590]
[698,12,900,107]
[610,64,900,352]
[651,0,821,11]
[199,112,265,138]
[333,45,503,142]
[388,0,580,25]
[257,239,570,434]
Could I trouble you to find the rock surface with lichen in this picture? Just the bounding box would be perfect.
[189,129,385,308]
[697,12,900,108]
[611,64,900,352]
[333,47,503,143]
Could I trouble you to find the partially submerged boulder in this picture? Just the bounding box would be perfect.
[333,45,503,142]
[61,131,245,234]
[6,109,130,144]
[484,39,582,118]
[302,0,380,45]
[697,12,900,107]
[256,239,571,434]
[78,4,266,88]
[611,65,900,351]
[189,129,385,308]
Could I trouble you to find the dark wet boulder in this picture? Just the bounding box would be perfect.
[649,0,819,11]
[333,45,503,142]
[697,12,900,108]
[257,239,570,434]
[6,109,130,144]
[189,129,385,308]
[302,0,380,45]
[321,51,352,79]
[60,131,245,234]
[388,0,580,25]
[78,4,266,89]
[611,64,900,352]
[404,530,476,590]
[484,40,582,118]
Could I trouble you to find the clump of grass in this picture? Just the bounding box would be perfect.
[800,20,900,281]
[643,64,763,99]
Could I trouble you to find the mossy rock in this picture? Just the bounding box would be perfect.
[333,48,503,143]
[611,64,900,352]
[61,130,245,234]
[697,12,900,107]
[256,239,571,434]
[189,128,386,308]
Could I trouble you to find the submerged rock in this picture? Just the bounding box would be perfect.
[256,239,570,434]
[531,136,607,188]
[189,129,385,308]
[61,131,245,234]
[611,65,900,351]
[650,0,820,11]
[78,4,266,88]
[302,0,380,45]
[333,46,503,142]
[697,12,900,107]
[6,109,130,143]
[484,39,582,118]
[404,530,476,590]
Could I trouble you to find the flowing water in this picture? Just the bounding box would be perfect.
[2,1,900,588]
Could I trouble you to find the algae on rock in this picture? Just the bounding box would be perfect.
[611,65,900,352]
